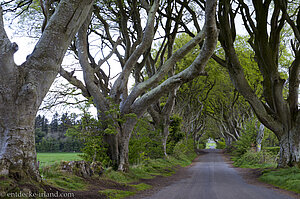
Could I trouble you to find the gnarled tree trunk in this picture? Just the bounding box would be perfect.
[278,123,300,167]
[0,0,94,185]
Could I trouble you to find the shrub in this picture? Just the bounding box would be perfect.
[173,138,195,159]
[264,147,280,155]
[167,115,184,154]
[198,143,205,149]
[234,150,277,168]
[231,119,257,157]
[216,139,226,149]
[129,118,163,164]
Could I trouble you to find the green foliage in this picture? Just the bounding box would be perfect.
[66,111,111,166]
[216,138,226,149]
[233,150,277,168]
[36,135,197,196]
[99,189,135,199]
[172,138,196,160]
[35,113,83,153]
[67,98,138,167]
[262,129,279,147]
[35,128,46,144]
[36,137,60,152]
[129,183,152,191]
[128,114,185,164]
[167,115,184,154]
[231,119,257,157]
[264,147,280,155]
[205,142,217,149]
[129,118,163,164]
[197,143,206,149]
[104,140,197,184]
[260,167,300,193]
[40,163,87,191]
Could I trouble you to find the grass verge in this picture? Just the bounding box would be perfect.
[37,150,197,198]
[103,152,197,184]
[259,167,300,193]
[40,163,87,191]
[99,189,135,199]
[229,150,299,194]
[99,183,152,199]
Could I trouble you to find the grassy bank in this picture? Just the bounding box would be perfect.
[259,167,300,193]
[36,146,197,198]
[103,153,196,184]
[228,149,300,194]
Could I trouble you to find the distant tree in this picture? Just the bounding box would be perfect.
[34,128,46,144]
[50,112,59,133]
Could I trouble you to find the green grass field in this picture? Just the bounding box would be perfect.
[37,152,83,168]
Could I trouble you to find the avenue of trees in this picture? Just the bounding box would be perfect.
[0,0,300,188]
[215,0,300,167]
[0,0,218,184]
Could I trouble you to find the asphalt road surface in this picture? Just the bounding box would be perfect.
[145,149,294,199]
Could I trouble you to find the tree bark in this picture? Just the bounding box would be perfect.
[278,117,300,167]
[117,118,137,171]
[256,123,264,152]
[0,0,94,184]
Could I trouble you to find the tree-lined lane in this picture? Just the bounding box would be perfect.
[145,150,294,199]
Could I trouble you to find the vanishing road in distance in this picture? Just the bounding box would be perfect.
[145,149,294,199]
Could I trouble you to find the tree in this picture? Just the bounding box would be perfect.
[0,0,94,184]
[174,35,258,149]
[50,112,59,133]
[215,0,300,167]
[60,0,218,171]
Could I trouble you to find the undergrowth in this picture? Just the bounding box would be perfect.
[232,150,277,168]
[37,140,197,199]
[259,167,300,193]
[40,163,87,191]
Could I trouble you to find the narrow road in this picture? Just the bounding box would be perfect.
[145,149,294,199]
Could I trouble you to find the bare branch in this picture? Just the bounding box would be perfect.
[96,37,122,70]
[132,0,218,116]
[59,67,90,98]
[76,11,110,113]
[110,0,160,101]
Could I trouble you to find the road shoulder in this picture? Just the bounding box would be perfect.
[222,152,300,199]
[125,153,206,199]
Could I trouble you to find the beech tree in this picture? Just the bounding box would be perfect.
[60,0,218,171]
[0,0,94,183]
[215,0,300,167]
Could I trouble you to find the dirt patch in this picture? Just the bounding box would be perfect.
[222,152,300,199]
